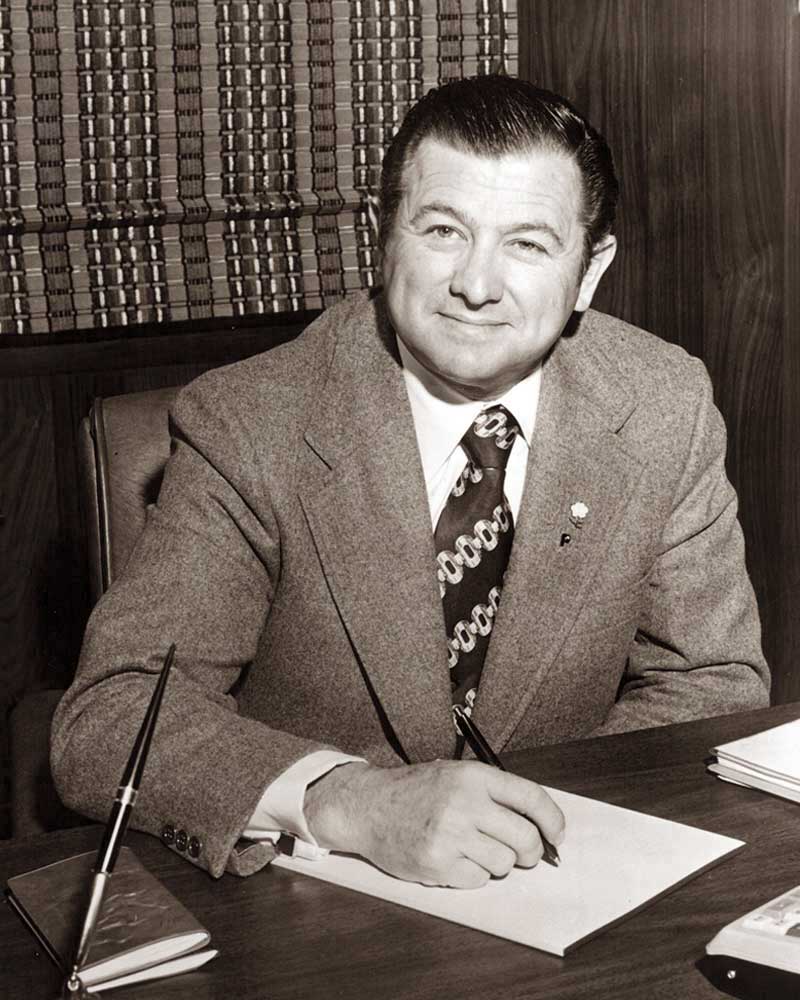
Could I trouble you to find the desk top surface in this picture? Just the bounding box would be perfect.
[2,703,800,1000]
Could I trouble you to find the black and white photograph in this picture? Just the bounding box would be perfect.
[1,3,798,998]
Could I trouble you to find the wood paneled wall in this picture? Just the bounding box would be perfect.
[521,0,800,703]
[787,3,800,706]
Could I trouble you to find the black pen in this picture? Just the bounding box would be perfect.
[452,704,560,868]
[65,644,177,994]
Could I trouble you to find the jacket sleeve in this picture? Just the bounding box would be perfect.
[593,360,770,735]
[51,377,333,878]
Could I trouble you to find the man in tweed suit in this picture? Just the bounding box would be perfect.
[52,76,769,887]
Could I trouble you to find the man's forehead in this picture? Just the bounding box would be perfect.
[403,137,578,188]
[399,137,583,223]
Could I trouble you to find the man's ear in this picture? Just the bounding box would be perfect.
[575,236,617,312]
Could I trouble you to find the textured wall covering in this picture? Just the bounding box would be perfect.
[0,1,517,334]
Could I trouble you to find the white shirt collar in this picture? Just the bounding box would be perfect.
[397,337,541,483]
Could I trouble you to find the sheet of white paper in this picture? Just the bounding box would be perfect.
[273,787,743,956]
[715,719,800,782]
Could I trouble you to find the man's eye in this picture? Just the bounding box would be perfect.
[430,225,458,239]
[513,239,545,254]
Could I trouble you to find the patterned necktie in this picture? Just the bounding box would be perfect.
[434,405,519,714]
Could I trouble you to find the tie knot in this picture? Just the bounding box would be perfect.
[461,405,519,471]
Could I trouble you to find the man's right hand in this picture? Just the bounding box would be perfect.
[303,759,565,888]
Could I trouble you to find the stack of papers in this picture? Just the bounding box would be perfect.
[708,718,800,803]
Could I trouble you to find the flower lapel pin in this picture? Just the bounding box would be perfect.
[569,501,589,528]
[561,501,589,547]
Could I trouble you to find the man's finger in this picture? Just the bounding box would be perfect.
[463,832,518,879]
[444,857,493,889]
[477,805,545,868]
[485,770,566,846]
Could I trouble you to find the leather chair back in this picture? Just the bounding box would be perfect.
[80,386,179,603]
[10,385,180,837]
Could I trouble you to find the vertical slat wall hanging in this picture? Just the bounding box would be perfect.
[1,0,516,333]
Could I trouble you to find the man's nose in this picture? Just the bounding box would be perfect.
[449,241,503,306]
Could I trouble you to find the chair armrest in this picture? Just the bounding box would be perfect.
[9,690,89,838]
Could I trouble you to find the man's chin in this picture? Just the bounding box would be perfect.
[433,365,510,401]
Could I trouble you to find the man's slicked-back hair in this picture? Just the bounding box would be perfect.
[379,75,618,266]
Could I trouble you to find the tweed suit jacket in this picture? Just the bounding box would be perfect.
[51,290,769,878]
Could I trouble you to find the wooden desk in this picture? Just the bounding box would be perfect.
[2,704,799,1000]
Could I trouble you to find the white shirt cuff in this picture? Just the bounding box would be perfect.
[243,749,365,857]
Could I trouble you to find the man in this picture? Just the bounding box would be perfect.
[51,76,769,887]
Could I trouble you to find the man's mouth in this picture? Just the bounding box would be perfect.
[439,313,506,328]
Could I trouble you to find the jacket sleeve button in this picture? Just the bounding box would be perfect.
[161,824,176,846]
[188,836,202,859]
[175,829,189,852]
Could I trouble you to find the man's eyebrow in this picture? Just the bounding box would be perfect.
[410,202,564,249]
[504,221,564,249]
[410,201,473,228]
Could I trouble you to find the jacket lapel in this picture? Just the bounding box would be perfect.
[298,300,454,763]
[473,319,646,750]
[298,301,647,761]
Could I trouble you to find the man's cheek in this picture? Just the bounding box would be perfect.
[410,256,454,294]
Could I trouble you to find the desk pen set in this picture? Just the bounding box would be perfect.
[5,645,216,996]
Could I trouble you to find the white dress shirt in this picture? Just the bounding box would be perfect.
[243,337,542,852]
